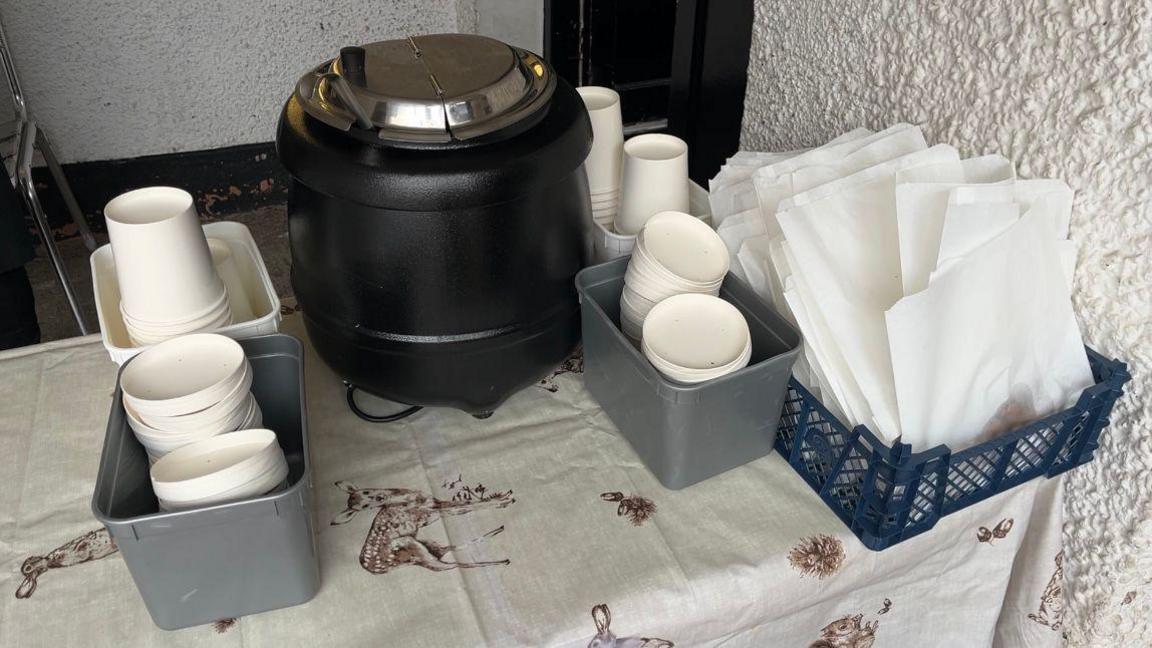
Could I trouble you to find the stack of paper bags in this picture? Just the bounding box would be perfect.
[711,125,1093,450]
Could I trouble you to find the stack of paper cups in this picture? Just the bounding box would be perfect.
[577,86,624,227]
[104,187,233,346]
[616,133,689,235]
[207,238,254,323]
[120,334,263,464]
[150,429,289,511]
[619,211,729,340]
[641,293,752,384]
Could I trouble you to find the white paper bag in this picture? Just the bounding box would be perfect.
[736,234,774,305]
[947,179,1074,240]
[783,274,879,436]
[752,124,924,225]
[775,144,963,440]
[885,202,1094,450]
[930,181,1075,285]
[935,201,1020,269]
[749,127,931,326]
[708,128,873,223]
[894,156,1017,295]
[787,128,947,195]
[717,207,767,257]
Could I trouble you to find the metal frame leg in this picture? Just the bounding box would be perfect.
[36,127,95,251]
[16,121,89,335]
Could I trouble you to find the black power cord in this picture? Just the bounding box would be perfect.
[344,382,423,423]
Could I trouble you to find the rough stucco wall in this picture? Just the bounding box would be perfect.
[741,0,1150,644]
[473,0,545,55]
[0,0,464,162]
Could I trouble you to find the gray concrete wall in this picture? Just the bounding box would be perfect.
[0,0,544,163]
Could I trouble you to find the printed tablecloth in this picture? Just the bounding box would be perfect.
[1,315,1066,647]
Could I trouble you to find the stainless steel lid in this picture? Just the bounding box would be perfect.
[294,34,555,143]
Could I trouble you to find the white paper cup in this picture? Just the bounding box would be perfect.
[120,289,230,332]
[151,429,288,510]
[641,294,751,383]
[167,466,288,510]
[643,335,751,377]
[577,86,624,196]
[239,397,263,429]
[121,334,248,417]
[623,249,718,303]
[121,294,232,347]
[635,211,729,286]
[125,393,251,453]
[104,187,225,323]
[623,262,685,303]
[616,134,689,235]
[620,310,644,341]
[127,406,229,461]
[137,364,254,433]
[621,284,660,316]
[208,238,255,324]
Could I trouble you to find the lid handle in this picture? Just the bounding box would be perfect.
[339,46,367,86]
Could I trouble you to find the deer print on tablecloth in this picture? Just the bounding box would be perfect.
[788,534,846,579]
[213,618,238,634]
[587,604,673,648]
[976,518,1014,545]
[537,346,584,393]
[1028,551,1064,631]
[331,477,514,574]
[15,528,118,599]
[600,492,657,526]
[808,612,879,648]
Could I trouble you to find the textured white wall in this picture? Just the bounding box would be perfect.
[0,0,543,163]
[741,0,1150,644]
[472,0,544,54]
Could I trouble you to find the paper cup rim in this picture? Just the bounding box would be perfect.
[576,85,621,111]
[636,212,730,284]
[624,133,688,161]
[138,371,254,433]
[641,294,750,371]
[121,334,248,415]
[150,429,283,500]
[104,186,196,227]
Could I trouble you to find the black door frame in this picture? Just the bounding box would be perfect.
[544,0,754,184]
[667,0,754,184]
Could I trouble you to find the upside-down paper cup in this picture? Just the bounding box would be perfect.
[104,187,225,324]
[640,293,751,383]
[634,211,729,288]
[150,429,289,511]
[208,238,254,324]
[616,134,689,235]
[577,86,625,196]
[121,334,248,418]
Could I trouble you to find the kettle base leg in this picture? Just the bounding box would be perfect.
[471,411,494,420]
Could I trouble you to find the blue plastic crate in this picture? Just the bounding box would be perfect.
[775,347,1130,551]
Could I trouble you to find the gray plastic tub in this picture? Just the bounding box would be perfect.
[91,334,318,630]
[577,256,802,489]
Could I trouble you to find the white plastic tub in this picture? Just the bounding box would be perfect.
[92,221,282,364]
[592,180,712,264]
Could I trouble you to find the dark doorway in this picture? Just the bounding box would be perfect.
[544,0,754,184]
